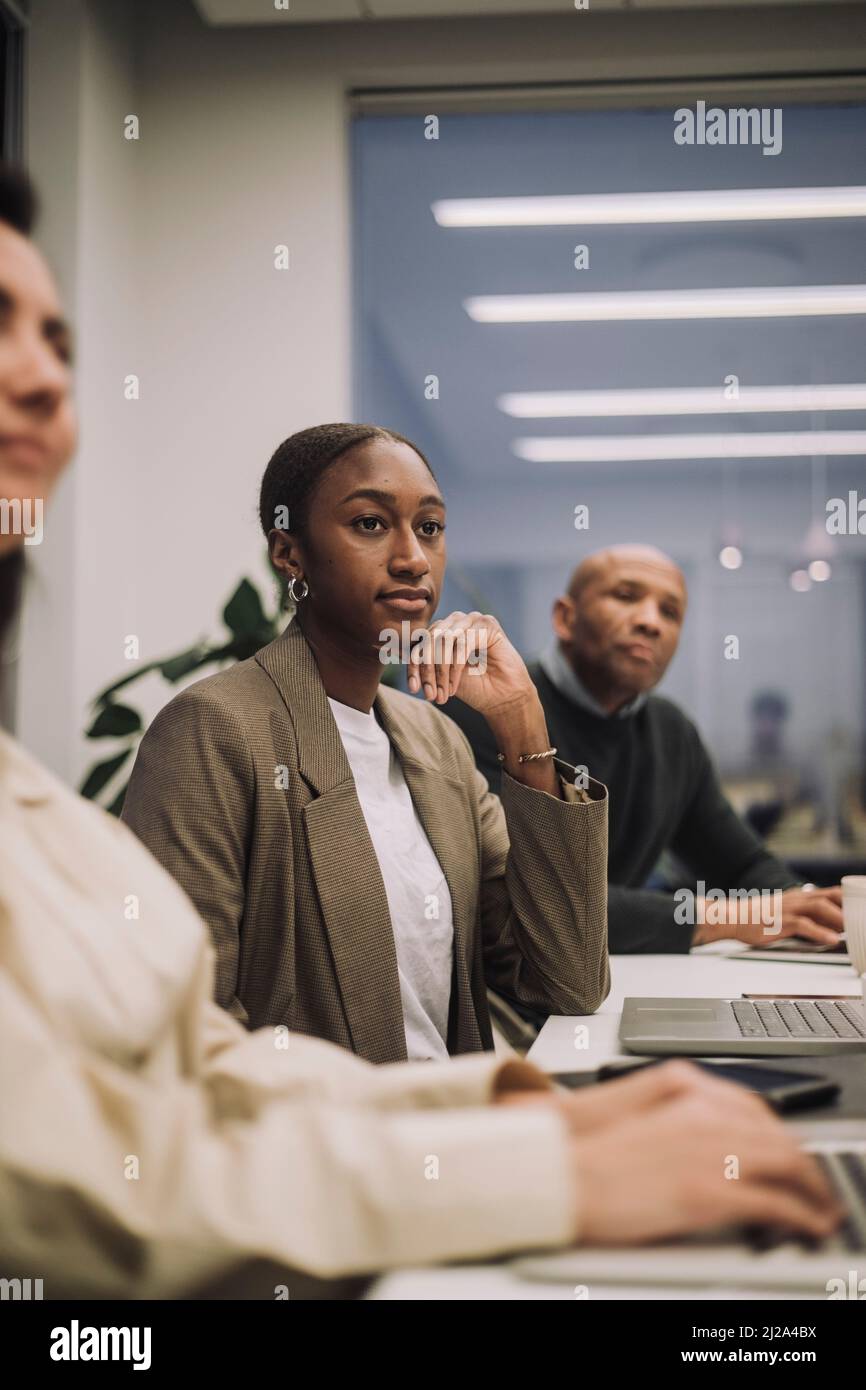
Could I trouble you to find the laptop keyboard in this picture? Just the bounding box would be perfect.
[511,1145,866,1290]
[732,998,866,1040]
[810,1151,866,1251]
[690,1150,866,1253]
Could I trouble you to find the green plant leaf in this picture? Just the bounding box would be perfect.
[158,643,210,683]
[85,703,142,739]
[230,627,280,662]
[223,578,266,638]
[79,748,132,800]
[84,576,284,791]
[94,662,160,704]
[105,783,129,818]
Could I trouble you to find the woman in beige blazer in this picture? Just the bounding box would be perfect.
[122,422,611,1063]
[0,165,840,1296]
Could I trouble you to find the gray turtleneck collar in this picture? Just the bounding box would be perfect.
[538,641,648,721]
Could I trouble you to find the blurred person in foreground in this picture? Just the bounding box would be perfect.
[0,168,841,1298]
[444,547,843,957]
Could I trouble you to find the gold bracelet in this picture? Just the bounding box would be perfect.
[496,746,558,765]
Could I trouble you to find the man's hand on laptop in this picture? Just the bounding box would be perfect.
[692,884,844,948]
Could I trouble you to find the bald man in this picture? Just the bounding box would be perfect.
[443,545,843,958]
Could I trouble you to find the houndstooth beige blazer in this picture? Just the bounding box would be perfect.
[122,620,609,1063]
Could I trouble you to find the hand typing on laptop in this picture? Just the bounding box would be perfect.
[497,1060,843,1246]
[692,885,844,949]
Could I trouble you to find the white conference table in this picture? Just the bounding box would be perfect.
[371,943,864,1301]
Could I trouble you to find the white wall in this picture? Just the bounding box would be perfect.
[20,0,866,782]
[22,0,140,783]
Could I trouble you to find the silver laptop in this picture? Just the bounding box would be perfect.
[512,1137,866,1295]
[619,996,866,1056]
[738,934,851,966]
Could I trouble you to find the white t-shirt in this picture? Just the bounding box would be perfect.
[327,697,455,1061]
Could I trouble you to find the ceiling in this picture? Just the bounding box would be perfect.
[193,0,851,25]
[352,102,866,490]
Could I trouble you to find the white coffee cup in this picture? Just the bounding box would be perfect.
[841,876,866,974]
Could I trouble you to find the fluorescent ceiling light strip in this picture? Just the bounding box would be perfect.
[499,384,866,418]
[433,187,866,228]
[466,286,866,322]
[513,431,866,463]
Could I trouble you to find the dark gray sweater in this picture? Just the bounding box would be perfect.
[442,662,798,954]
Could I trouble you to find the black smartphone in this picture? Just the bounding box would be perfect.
[553,1059,840,1113]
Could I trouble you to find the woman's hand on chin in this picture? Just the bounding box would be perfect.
[406,609,533,715]
[407,611,558,792]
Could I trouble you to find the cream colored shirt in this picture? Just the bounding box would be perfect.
[0,731,574,1297]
